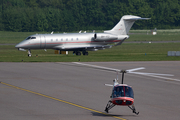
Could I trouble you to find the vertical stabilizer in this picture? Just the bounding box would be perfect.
[104,15,150,35]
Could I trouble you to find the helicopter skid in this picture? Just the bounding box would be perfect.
[128,104,139,115]
[105,101,139,115]
[105,100,115,113]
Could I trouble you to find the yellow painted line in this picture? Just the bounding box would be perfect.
[0,82,126,120]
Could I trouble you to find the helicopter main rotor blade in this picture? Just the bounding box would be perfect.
[129,72,174,76]
[72,62,178,81]
[73,62,145,73]
[126,67,145,72]
[73,62,121,72]
[129,71,180,82]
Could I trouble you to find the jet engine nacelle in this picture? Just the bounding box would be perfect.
[18,48,26,51]
[94,33,118,41]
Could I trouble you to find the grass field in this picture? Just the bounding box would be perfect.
[0,31,180,62]
[0,43,180,62]
[128,29,180,42]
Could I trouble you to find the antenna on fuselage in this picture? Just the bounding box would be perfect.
[79,30,82,33]
[51,31,54,34]
[84,31,86,33]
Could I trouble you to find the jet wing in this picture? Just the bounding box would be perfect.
[53,44,112,51]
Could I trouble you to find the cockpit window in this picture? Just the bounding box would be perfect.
[31,37,36,39]
[26,37,36,40]
[26,37,31,40]
[112,86,134,98]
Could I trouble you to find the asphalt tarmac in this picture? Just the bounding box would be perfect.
[0,61,180,120]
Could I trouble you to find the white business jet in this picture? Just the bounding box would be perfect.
[15,15,150,56]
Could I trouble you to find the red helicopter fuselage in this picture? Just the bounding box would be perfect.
[111,84,134,106]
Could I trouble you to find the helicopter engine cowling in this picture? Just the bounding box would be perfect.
[94,33,118,41]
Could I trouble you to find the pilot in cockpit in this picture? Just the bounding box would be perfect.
[113,87,122,97]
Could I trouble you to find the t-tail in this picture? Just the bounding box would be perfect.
[104,15,150,35]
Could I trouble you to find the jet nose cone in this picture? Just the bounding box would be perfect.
[15,41,25,48]
[15,43,20,48]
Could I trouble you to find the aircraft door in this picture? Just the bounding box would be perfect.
[40,36,46,49]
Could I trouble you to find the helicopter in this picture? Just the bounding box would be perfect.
[104,70,139,115]
[72,62,174,115]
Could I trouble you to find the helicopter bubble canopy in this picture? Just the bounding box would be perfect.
[112,85,134,98]
[111,84,134,105]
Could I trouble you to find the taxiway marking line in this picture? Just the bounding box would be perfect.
[0,82,126,120]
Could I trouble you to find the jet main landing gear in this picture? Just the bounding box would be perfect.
[76,51,81,56]
[82,51,88,55]
[74,51,89,56]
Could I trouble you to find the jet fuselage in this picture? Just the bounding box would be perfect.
[15,15,150,56]
[16,33,128,51]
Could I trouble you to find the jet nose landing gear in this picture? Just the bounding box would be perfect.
[28,49,32,57]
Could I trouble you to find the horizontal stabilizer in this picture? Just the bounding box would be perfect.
[124,17,150,21]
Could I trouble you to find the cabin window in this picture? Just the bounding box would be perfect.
[61,38,63,41]
[71,38,73,41]
[66,38,68,41]
[76,38,78,41]
[51,39,53,41]
[56,39,58,41]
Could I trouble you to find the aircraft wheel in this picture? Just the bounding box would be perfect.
[83,51,88,55]
[78,52,81,55]
[76,52,81,56]
[85,52,88,55]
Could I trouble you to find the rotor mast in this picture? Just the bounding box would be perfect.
[120,70,126,84]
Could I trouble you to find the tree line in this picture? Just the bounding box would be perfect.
[0,0,180,32]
